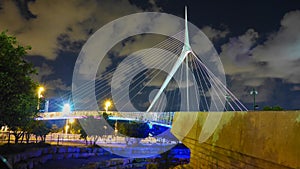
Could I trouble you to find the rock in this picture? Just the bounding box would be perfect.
[53,154,64,160]
[57,147,67,153]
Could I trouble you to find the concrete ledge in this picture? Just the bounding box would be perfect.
[172,111,300,168]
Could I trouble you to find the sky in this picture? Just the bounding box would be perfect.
[0,0,300,110]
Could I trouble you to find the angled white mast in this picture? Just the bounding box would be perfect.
[147,6,192,112]
[183,6,191,52]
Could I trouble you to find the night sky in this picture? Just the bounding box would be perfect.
[1,0,300,110]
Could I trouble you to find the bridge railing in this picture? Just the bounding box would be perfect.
[37,111,175,125]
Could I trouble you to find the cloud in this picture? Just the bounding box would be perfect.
[252,10,300,83]
[291,85,300,91]
[220,29,259,76]
[201,26,229,41]
[221,10,300,84]
[46,79,71,91]
[44,78,71,98]
[0,0,146,60]
[31,63,54,82]
[218,10,300,104]
[112,34,167,57]
[30,63,70,97]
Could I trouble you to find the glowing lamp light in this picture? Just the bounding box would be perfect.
[38,86,45,92]
[148,122,153,129]
[104,100,112,112]
[62,103,71,114]
[37,86,45,98]
[69,118,75,124]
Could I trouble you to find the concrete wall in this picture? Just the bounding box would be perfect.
[172,111,300,169]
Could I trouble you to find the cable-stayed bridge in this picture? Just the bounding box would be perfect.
[68,7,247,114]
[37,8,247,145]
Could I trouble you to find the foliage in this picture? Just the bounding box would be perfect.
[0,31,38,143]
[117,121,150,138]
[79,127,88,144]
[263,106,283,111]
[102,112,109,120]
[69,119,88,144]
[79,117,111,145]
[31,121,51,142]
[20,119,36,143]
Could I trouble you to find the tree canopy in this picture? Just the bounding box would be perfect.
[117,121,150,138]
[0,31,38,133]
[262,106,284,111]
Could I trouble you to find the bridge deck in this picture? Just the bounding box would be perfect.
[36,111,174,128]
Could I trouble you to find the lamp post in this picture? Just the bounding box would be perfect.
[62,103,72,138]
[69,119,74,134]
[103,125,107,137]
[250,88,258,111]
[62,103,71,115]
[37,86,45,110]
[104,100,111,113]
[65,124,69,135]
[225,94,231,111]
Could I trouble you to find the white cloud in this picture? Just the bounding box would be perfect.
[252,10,300,83]
[201,26,229,41]
[219,10,300,103]
[221,10,300,84]
[0,0,144,60]
[220,29,259,76]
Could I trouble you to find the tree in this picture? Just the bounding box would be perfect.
[68,119,89,145]
[272,106,283,111]
[263,106,283,111]
[0,31,38,143]
[20,119,36,143]
[102,112,109,120]
[79,127,88,145]
[262,106,272,111]
[79,117,109,145]
[32,121,51,143]
[117,121,150,145]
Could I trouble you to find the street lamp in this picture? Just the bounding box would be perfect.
[69,118,75,124]
[37,86,45,110]
[103,125,107,137]
[38,86,44,98]
[63,104,72,136]
[69,119,75,134]
[65,124,69,134]
[104,100,112,112]
[62,103,71,115]
[250,88,258,111]
[225,94,231,111]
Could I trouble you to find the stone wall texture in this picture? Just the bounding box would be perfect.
[4,145,190,169]
[172,111,300,169]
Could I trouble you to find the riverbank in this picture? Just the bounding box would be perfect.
[1,143,190,169]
